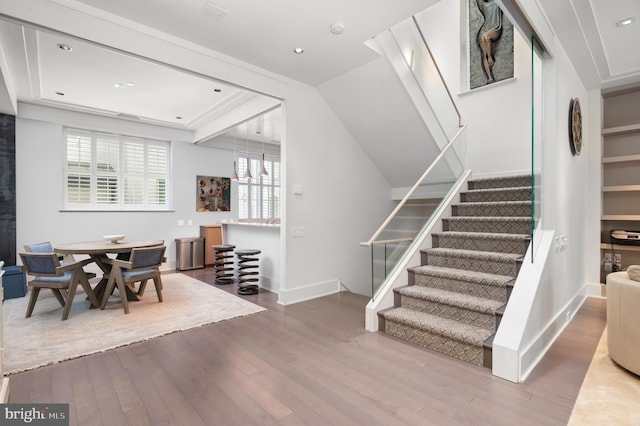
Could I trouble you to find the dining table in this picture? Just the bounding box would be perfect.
[55,239,165,306]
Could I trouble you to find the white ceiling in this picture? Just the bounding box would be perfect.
[68,0,432,86]
[0,0,433,145]
[537,0,640,90]
[0,0,639,149]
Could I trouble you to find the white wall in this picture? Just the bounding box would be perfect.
[415,0,532,178]
[281,80,394,303]
[221,223,280,293]
[15,114,238,271]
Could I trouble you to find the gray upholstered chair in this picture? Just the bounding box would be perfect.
[24,241,95,278]
[19,252,99,320]
[24,241,68,263]
[100,245,166,314]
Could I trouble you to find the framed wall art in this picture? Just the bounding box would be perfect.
[468,0,514,89]
[196,176,230,212]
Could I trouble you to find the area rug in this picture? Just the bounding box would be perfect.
[2,273,265,374]
[568,328,640,425]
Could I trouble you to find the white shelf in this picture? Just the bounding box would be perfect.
[602,215,640,221]
[602,123,640,136]
[600,243,640,252]
[602,185,640,192]
[602,154,640,164]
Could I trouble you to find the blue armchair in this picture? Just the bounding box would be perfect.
[100,246,166,314]
[20,252,100,320]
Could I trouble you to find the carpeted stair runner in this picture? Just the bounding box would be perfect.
[379,175,532,367]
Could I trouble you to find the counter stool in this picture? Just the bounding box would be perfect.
[213,244,235,285]
[235,249,261,295]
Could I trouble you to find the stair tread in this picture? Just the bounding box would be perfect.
[469,175,531,185]
[446,216,531,222]
[432,231,530,241]
[396,286,503,313]
[383,307,493,344]
[409,265,514,285]
[424,247,522,261]
[463,186,530,193]
[453,201,530,206]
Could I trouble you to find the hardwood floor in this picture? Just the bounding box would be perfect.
[7,269,606,425]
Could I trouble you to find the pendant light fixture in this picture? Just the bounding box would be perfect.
[259,116,269,177]
[259,152,268,177]
[243,124,253,180]
[231,128,239,181]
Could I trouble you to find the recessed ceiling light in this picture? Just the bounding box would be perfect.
[616,17,636,27]
[57,43,72,51]
[176,116,183,120]
[55,91,65,96]
[214,88,222,92]
[125,82,135,87]
[293,47,304,54]
[114,83,125,89]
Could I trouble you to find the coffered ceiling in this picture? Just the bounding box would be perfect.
[0,0,639,148]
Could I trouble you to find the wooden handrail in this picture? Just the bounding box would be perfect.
[412,16,462,128]
[368,237,414,246]
[360,125,466,247]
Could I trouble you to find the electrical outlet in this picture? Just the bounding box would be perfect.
[604,253,612,262]
[604,261,612,272]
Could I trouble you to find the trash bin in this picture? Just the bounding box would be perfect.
[175,238,205,271]
[2,264,27,300]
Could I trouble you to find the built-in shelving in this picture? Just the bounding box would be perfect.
[602,154,640,164]
[602,123,640,136]
[600,243,640,252]
[602,214,640,221]
[600,88,640,282]
[602,184,640,192]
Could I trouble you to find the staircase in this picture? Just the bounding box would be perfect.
[378,175,532,367]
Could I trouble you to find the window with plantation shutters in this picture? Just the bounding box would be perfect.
[64,128,171,210]
[237,154,280,220]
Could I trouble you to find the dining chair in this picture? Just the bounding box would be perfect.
[19,252,100,320]
[24,241,96,278]
[100,245,166,314]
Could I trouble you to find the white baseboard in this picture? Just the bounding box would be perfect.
[585,281,606,299]
[258,276,279,293]
[518,289,588,381]
[277,279,341,306]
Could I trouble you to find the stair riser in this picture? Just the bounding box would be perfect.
[399,294,496,330]
[411,271,508,302]
[461,188,530,203]
[452,203,531,217]
[433,234,527,255]
[385,320,484,366]
[468,176,532,190]
[423,253,519,276]
[443,218,531,234]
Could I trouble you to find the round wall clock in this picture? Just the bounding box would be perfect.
[568,97,582,156]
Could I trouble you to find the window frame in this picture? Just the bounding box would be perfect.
[63,128,172,211]
[237,153,280,221]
